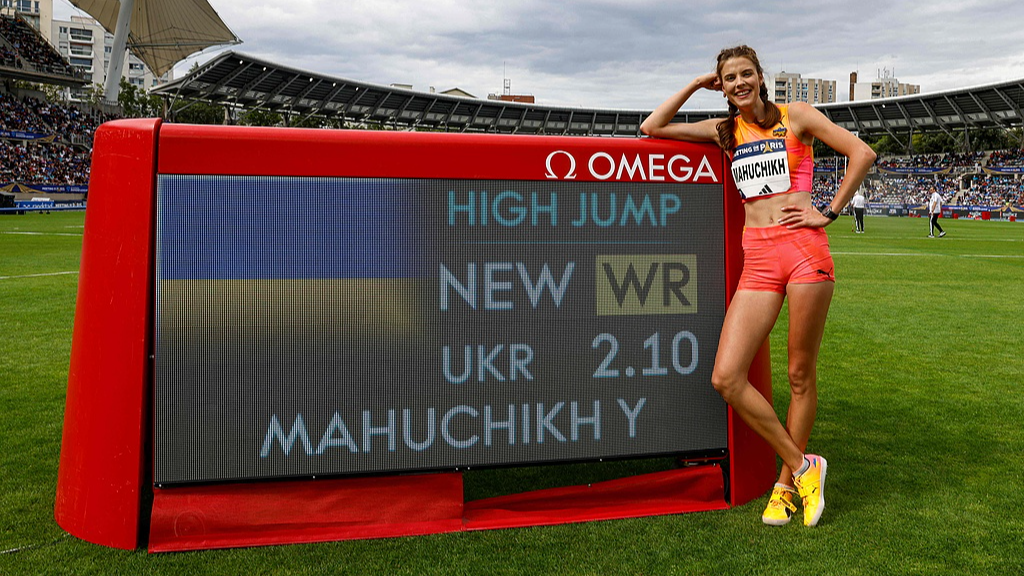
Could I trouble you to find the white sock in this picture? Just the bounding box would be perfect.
[794,457,810,477]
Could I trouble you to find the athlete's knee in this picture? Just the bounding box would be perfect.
[787,363,818,398]
[711,367,745,402]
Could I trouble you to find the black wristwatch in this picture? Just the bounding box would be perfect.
[822,207,839,221]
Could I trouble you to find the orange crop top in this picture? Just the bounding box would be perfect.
[730,104,814,202]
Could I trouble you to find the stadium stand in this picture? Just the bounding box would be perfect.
[869,174,960,204]
[962,174,1024,206]
[0,90,49,133]
[11,82,1023,205]
[22,95,115,144]
[0,139,91,186]
[811,151,1024,209]
[1,89,115,143]
[143,50,1024,219]
[154,50,1024,139]
[810,148,1023,210]
[3,35,1023,209]
[877,151,984,171]
[987,148,1024,167]
[811,177,837,208]
[0,88,102,188]
[814,157,844,170]
[1,43,18,68]
[0,15,79,79]
[946,151,985,168]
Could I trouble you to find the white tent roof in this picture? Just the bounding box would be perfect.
[70,0,240,77]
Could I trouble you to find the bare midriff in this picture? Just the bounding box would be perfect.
[743,191,813,227]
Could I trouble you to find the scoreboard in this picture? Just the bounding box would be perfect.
[56,120,774,550]
[153,173,728,483]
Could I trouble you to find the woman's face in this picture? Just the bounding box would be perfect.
[718,57,761,109]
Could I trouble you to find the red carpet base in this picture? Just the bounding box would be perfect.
[149,465,726,553]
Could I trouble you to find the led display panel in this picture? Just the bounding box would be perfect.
[153,174,728,484]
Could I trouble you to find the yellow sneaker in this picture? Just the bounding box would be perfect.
[761,483,798,526]
[794,454,827,527]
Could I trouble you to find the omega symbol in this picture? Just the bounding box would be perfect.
[545,150,577,180]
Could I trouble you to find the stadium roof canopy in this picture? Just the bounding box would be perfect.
[153,50,1024,140]
[69,0,241,78]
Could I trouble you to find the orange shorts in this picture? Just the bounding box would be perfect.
[737,226,835,294]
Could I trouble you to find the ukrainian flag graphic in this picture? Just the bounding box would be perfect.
[154,175,431,483]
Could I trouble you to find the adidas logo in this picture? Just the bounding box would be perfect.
[759,184,773,196]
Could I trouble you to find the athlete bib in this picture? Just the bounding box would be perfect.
[731,139,791,200]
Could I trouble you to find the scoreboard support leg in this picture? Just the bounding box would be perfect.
[55,119,161,550]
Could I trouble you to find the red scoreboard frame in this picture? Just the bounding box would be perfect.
[55,119,774,552]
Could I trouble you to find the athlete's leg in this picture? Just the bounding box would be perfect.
[711,289,805,472]
[775,281,834,487]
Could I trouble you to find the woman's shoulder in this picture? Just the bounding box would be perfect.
[785,101,812,113]
[782,101,815,123]
[782,101,828,142]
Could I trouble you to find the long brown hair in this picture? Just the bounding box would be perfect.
[714,45,781,151]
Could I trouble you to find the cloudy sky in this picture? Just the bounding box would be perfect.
[56,0,1024,111]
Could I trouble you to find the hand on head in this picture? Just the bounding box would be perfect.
[695,72,722,92]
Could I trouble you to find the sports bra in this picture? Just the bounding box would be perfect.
[730,104,814,202]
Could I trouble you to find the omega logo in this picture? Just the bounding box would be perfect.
[544,150,718,183]
[545,150,577,179]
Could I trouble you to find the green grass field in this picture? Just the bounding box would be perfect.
[2,211,1022,575]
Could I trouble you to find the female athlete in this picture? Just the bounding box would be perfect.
[640,45,876,527]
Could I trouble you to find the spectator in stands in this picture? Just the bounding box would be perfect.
[1,44,20,68]
[0,15,78,78]
[962,174,1024,206]
[2,87,116,151]
[876,151,982,171]
[815,156,842,170]
[869,173,960,206]
[812,177,836,209]
[0,139,91,185]
[24,96,111,145]
[987,148,1024,167]
[0,91,49,133]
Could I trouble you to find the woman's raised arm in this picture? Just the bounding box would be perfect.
[640,72,723,144]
